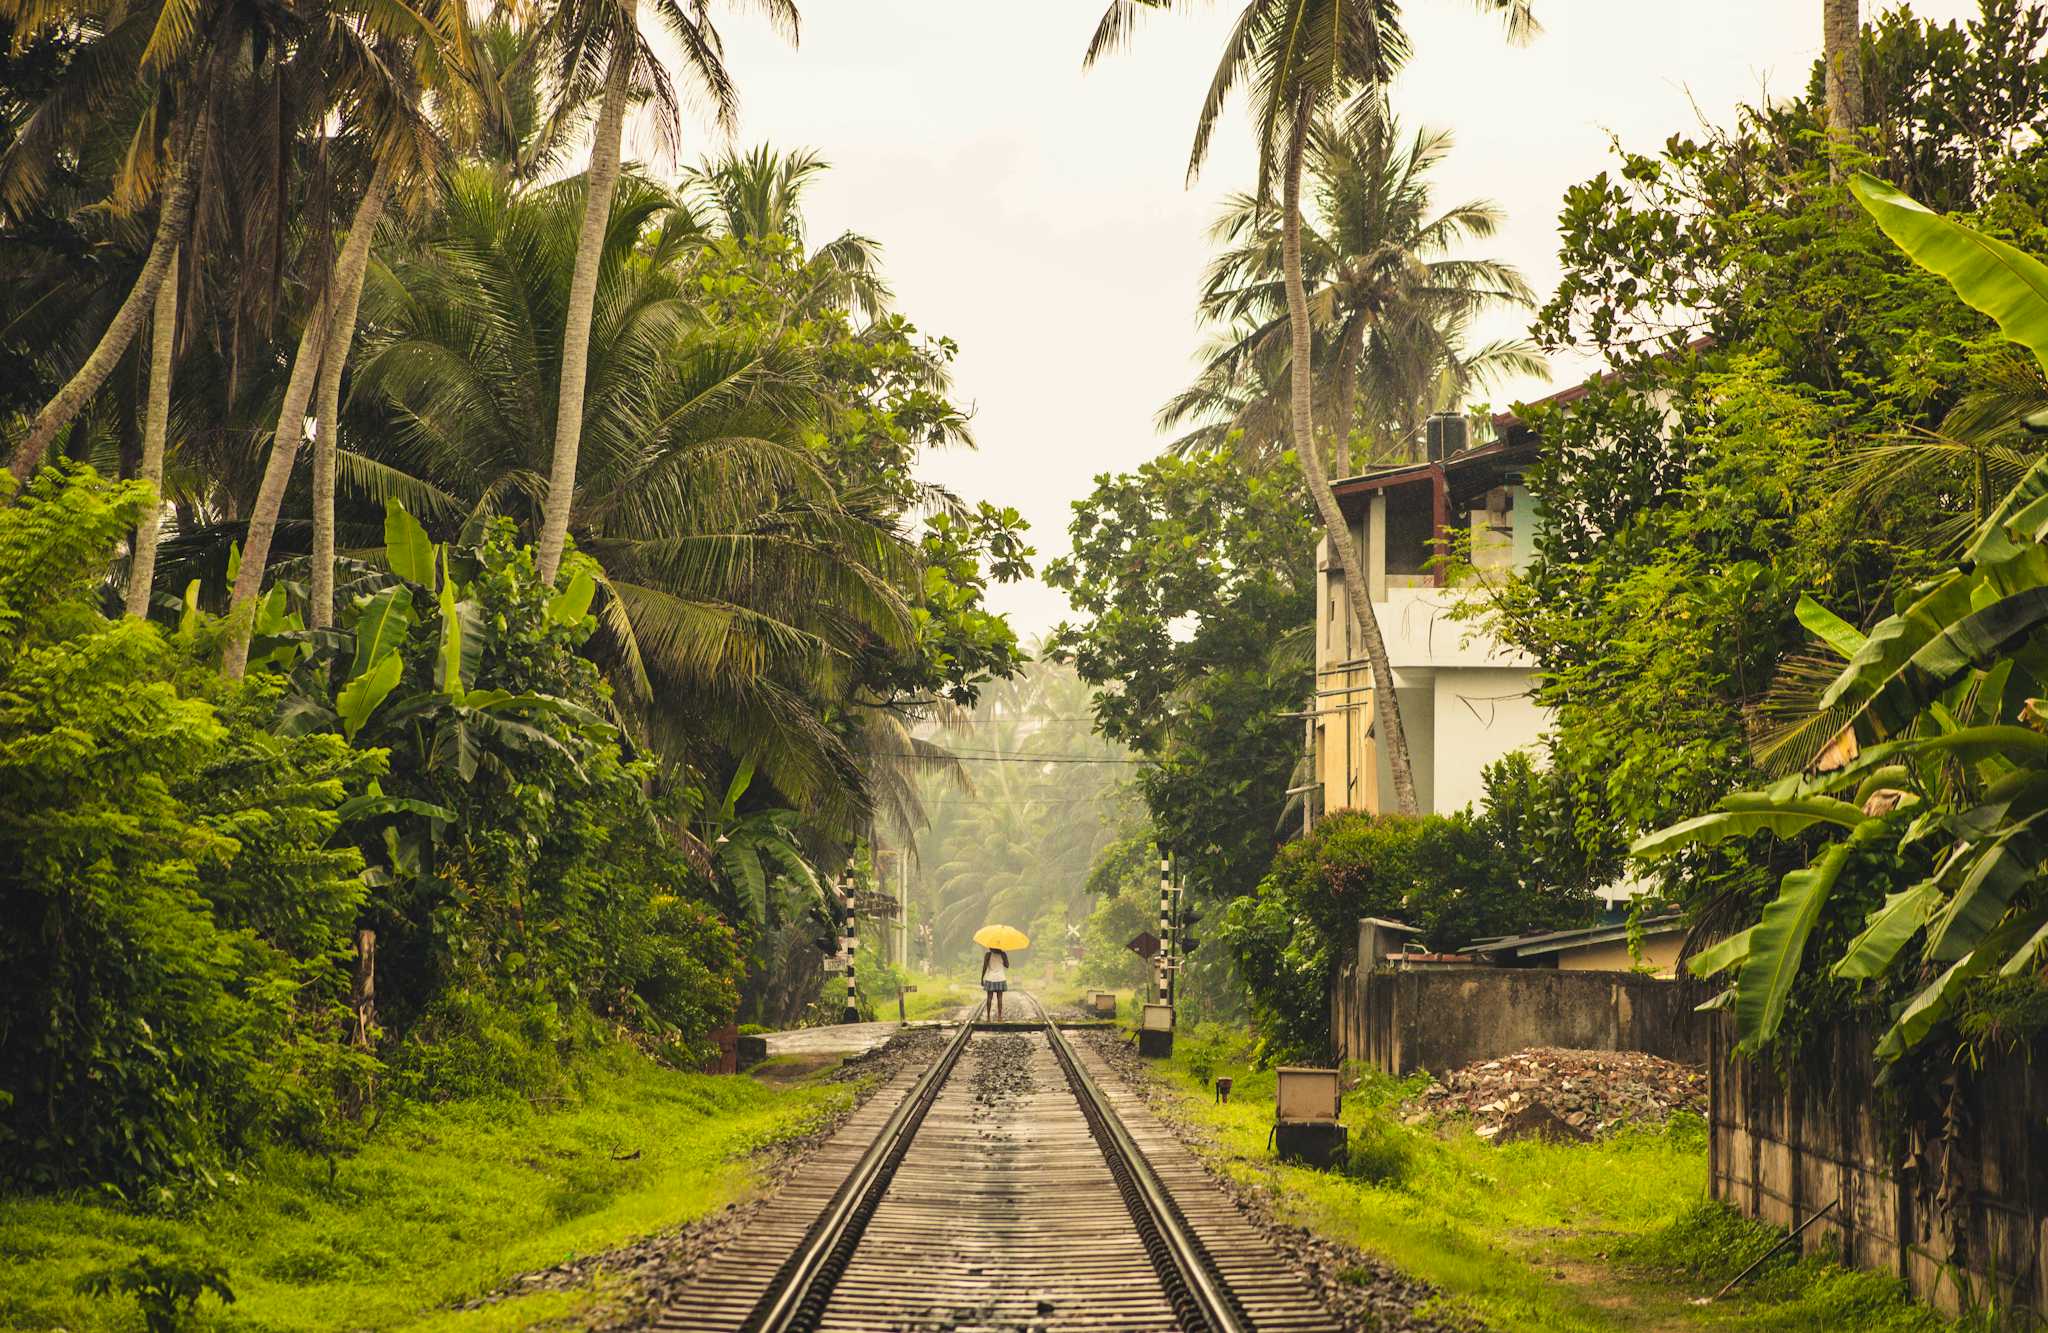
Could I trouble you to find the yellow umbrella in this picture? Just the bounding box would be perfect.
[973,925,1030,951]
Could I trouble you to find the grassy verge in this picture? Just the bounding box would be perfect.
[0,1044,857,1332]
[900,972,977,1021]
[1150,1024,1961,1333]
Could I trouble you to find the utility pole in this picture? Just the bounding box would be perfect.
[1156,846,1172,1005]
[839,864,860,1024]
[1166,867,1183,1010]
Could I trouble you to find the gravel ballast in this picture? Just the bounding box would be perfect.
[451,1026,949,1329]
[1077,1030,1475,1333]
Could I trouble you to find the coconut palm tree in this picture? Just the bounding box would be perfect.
[527,0,800,587]
[122,254,179,617]
[221,0,469,671]
[1824,0,1863,153]
[346,165,916,814]
[682,144,891,319]
[0,0,232,488]
[1084,0,1538,816]
[1165,116,1540,469]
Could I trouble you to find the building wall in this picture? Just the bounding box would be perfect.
[1554,935,1683,978]
[1430,666,1545,814]
[1710,1020,2048,1317]
[1331,964,1712,1074]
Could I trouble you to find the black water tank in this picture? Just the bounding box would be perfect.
[1425,411,1468,462]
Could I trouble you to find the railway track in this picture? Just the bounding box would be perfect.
[653,995,1342,1333]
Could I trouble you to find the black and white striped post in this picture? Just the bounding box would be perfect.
[1156,847,1172,1006]
[840,865,860,1024]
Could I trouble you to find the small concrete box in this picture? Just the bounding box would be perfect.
[1274,1067,1346,1167]
[1137,1002,1174,1058]
[1274,1120,1348,1169]
[1275,1066,1341,1122]
[1089,990,1118,1018]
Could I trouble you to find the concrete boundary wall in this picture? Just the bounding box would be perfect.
[1330,963,1711,1074]
[1709,1020,2048,1320]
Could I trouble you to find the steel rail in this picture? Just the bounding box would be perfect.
[1036,995,1252,1333]
[738,1000,984,1333]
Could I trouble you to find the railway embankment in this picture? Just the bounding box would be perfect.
[1116,1022,1964,1333]
[0,1041,904,1333]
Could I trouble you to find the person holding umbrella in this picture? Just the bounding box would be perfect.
[973,925,1028,1021]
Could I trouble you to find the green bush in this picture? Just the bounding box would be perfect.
[277,516,746,1086]
[1339,1120,1416,1188]
[1218,784,1601,1060]
[0,473,746,1194]
[0,467,378,1195]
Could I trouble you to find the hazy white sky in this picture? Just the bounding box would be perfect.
[640,1,1979,638]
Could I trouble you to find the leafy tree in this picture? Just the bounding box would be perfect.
[1084,0,1539,816]
[1474,7,2048,901]
[1047,451,1314,904]
[1637,174,2048,1069]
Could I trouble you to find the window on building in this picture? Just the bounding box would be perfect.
[1384,480,1435,575]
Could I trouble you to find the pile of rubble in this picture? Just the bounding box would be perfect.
[1402,1046,1707,1142]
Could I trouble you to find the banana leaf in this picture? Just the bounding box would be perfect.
[1796,594,1866,659]
[1966,458,2048,567]
[1851,173,2048,379]
[1632,794,1869,858]
[1874,909,2048,1061]
[1923,817,2043,961]
[1833,878,1943,980]
[337,651,404,740]
[1817,574,1978,718]
[347,586,415,679]
[548,569,596,627]
[384,499,437,587]
[1853,587,2048,744]
[1733,821,1892,1051]
[1687,926,1755,979]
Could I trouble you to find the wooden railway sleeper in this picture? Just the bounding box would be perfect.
[1041,1005,1252,1333]
[738,1000,987,1333]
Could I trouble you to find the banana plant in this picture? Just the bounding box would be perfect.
[1637,179,2048,1062]
[283,501,604,774]
[693,759,824,925]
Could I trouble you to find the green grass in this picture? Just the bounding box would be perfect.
[899,972,977,1021]
[0,1044,858,1332]
[1146,1024,1962,1332]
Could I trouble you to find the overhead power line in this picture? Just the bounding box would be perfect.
[879,751,1147,765]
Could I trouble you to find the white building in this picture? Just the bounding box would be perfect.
[1309,409,1551,821]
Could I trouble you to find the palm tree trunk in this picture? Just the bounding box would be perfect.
[224,164,391,677]
[8,88,211,490]
[535,45,632,586]
[1824,0,1863,168]
[310,187,385,629]
[124,251,179,619]
[1281,97,1420,817]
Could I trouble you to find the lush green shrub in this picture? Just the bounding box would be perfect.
[0,467,376,1194]
[1219,789,1601,1060]
[275,515,748,1083]
[1340,1120,1416,1188]
[0,474,747,1194]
